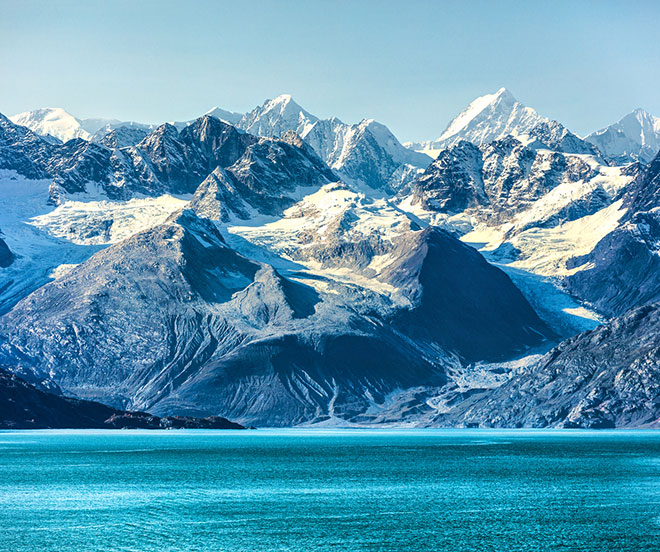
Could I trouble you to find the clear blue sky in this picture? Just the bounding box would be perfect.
[1,0,659,141]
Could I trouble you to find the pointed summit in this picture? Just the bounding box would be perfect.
[407,89,547,157]
[239,94,318,138]
[585,108,660,164]
[437,88,545,147]
[269,93,294,105]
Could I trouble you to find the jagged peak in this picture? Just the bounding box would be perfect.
[136,122,179,149]
[150,122,179,136]
[258,94,317,121]
[439,88,522,141]
[269,93,294,106]
[493,87,516,101]
[186,113,235,131]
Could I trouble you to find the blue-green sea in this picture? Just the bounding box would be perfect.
[2,429,660,551]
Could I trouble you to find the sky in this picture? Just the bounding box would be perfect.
[1,0,659,142]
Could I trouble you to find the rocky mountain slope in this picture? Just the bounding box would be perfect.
[566,150,660,316]
[0,112,334,204]
[406,130,607,224]
[0,368,244,429]
[399,102,659,333]
[0,203,550,426]
[440,302,660,429]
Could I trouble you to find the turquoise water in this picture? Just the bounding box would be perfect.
[2,429,660,551]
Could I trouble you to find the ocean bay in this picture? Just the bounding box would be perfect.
[2,429,660,551]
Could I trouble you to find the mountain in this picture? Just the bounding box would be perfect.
[8,91,657,428]
[406,88,547,157]
[526,120,604,158]
[0,202,551,426]
[10,97,431,192]
[585,109,660,164]
[406,130,605,224]
[189,131,336,221]
[203,106,243,126]
[400,117,645,339]
[566,150,660,317]
[237,94,432,191]
[0,367,244,429]
[439,302,660,428]
[240,94,318,138]
[0,111,338,319]
[0,112,334,204]
[94,125,152,149]
[10,107,119,143]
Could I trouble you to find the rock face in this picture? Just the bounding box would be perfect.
[0,368,244,429]
[0,233,13,268]
[526,120,604,159]
[585,108,660,164]
[408,134,599,223]
[189,130,336,220]
[0,203,551,426]
[94,125,151,148]
[566,151,660,316]
[383,227,551,361]
[0,112,57,180]
[439,302,660,429]
[0,112,334,206]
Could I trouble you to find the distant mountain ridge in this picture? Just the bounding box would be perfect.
[11,95,432,192]
[236,94,432,191]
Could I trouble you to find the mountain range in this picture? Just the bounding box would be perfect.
[1,88,659,428]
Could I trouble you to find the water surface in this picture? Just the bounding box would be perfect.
[2,429,660,551]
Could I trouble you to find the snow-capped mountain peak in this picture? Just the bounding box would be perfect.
[10,107,91,143]
[438,88,545,147]
[439,87,514,141]
[204,106,243,125]
[406,88,548,158]
[585,108,660,164]
[9,107,123,144]
[236,97,430,191]
[239,94,319,138]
